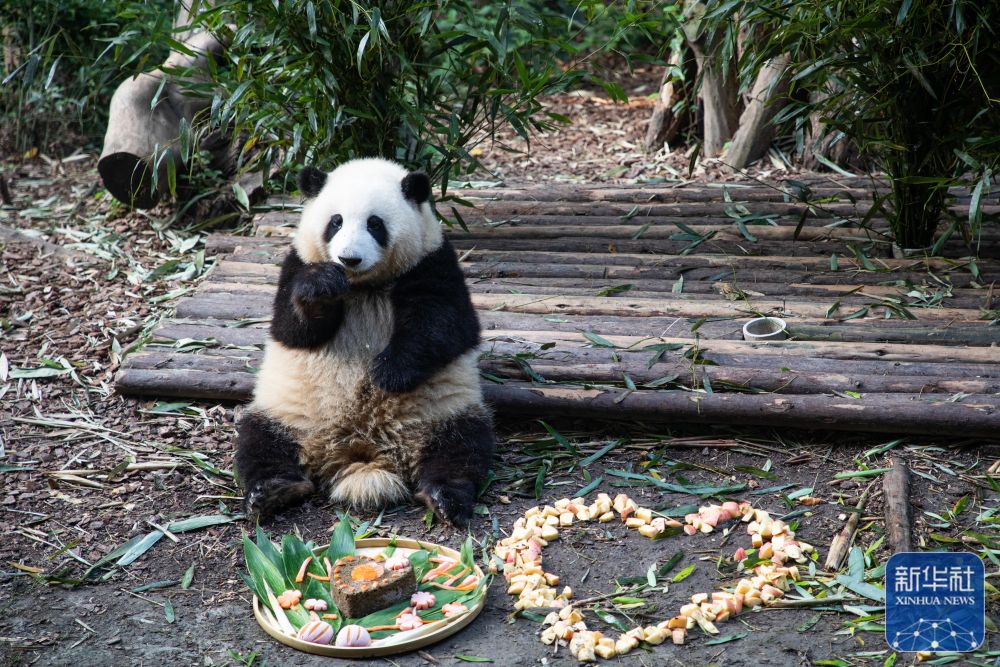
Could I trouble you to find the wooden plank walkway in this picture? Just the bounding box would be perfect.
[116,178,1000,437]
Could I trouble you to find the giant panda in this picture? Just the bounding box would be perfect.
[234,158,494,527]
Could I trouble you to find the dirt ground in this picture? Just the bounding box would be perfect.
[2,66,999,667]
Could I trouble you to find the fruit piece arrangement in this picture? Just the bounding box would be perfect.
[494,493,816,662]
[242,521,487,651]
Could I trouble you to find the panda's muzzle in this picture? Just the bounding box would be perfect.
[338,256,363,268]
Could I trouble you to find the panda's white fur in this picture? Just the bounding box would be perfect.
[249,158,486,511]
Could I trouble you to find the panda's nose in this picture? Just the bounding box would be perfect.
[338,256,363,268]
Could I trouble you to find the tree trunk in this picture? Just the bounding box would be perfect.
[802,88,859,170]
[98,2,225,208]
[722,54,791,169]
[643,49,696,153]
[688,33,740,157]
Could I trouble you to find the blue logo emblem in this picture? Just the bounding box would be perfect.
[885,552,984,652]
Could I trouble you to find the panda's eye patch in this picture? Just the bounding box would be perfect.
[367,215,388,247]
[324,214,343,243]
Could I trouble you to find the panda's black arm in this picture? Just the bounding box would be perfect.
[372,240,480,393]
[270,249,349,348]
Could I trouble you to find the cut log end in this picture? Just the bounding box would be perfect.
[98,152,158,209]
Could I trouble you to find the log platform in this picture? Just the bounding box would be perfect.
[116,177,1000,437]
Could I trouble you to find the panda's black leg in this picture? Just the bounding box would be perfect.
[414,413,495,528]
[235,412,315,520]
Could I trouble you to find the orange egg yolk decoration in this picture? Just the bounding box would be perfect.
[350,562,384,582]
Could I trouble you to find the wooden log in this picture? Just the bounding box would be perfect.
[484,330,1000,365]
[212,242,1000,276]
[483,338,1000,378]
[199,274,993,309]
[480,384,1000,439]
[117,367,254,401]
[98,3,225,208]
[124,341,1000,395]
[115,370,1000,437]
[171,288,988,324]
[485,359,1000,394]
[722,54,791,170]
[209,257,989,291]
[883,458,914,553]
[143,318,1000,378]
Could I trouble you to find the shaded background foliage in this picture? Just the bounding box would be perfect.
[0,0,174,154]
[192,0,679,192]
[704,0,1000,247]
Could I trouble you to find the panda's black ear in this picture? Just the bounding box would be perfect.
[298,166,328,199]
[401,171,431,205]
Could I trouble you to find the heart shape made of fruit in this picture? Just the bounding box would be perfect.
[493,493,817,662]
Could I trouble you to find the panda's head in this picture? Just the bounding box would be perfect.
[293,158,440,285]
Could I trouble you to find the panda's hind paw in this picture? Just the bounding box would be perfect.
[415,478,476,528]
[244,476,315,521]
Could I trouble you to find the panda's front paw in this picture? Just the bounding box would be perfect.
[415,478,476,528]
[292,263,349,318]
[371,349,425,393]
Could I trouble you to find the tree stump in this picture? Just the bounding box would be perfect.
[98,5,224,208]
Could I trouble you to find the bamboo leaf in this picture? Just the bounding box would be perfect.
[325,519,356,563]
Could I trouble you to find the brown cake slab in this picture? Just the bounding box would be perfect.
[331,555,417,618]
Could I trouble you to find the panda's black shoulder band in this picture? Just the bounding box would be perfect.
[371,240,479,393]
[298,166,328,199]
[401,171,431,205]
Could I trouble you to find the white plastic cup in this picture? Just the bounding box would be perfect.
[742,317,788,341]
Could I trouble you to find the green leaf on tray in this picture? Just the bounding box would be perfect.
[460,536,475,570]
[325,518,356,563]
[455,657,494,663]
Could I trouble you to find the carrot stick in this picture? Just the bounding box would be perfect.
[322,613,338,620]
[425,582,465,591]
[443,566,470,586]
[365,624,399,632]
[294,556,313,584]
[307,572,330,581]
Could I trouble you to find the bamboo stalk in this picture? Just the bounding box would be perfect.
[824,484,873,571]
[883,458,914,554]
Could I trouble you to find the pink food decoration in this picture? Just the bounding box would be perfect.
[334,624,371,648]
[385,555,410,571]
[303,598,328,612]
[297,619,334,645]
[397,613,424,631]
[410,591,436,610]
[442,602,468,618]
